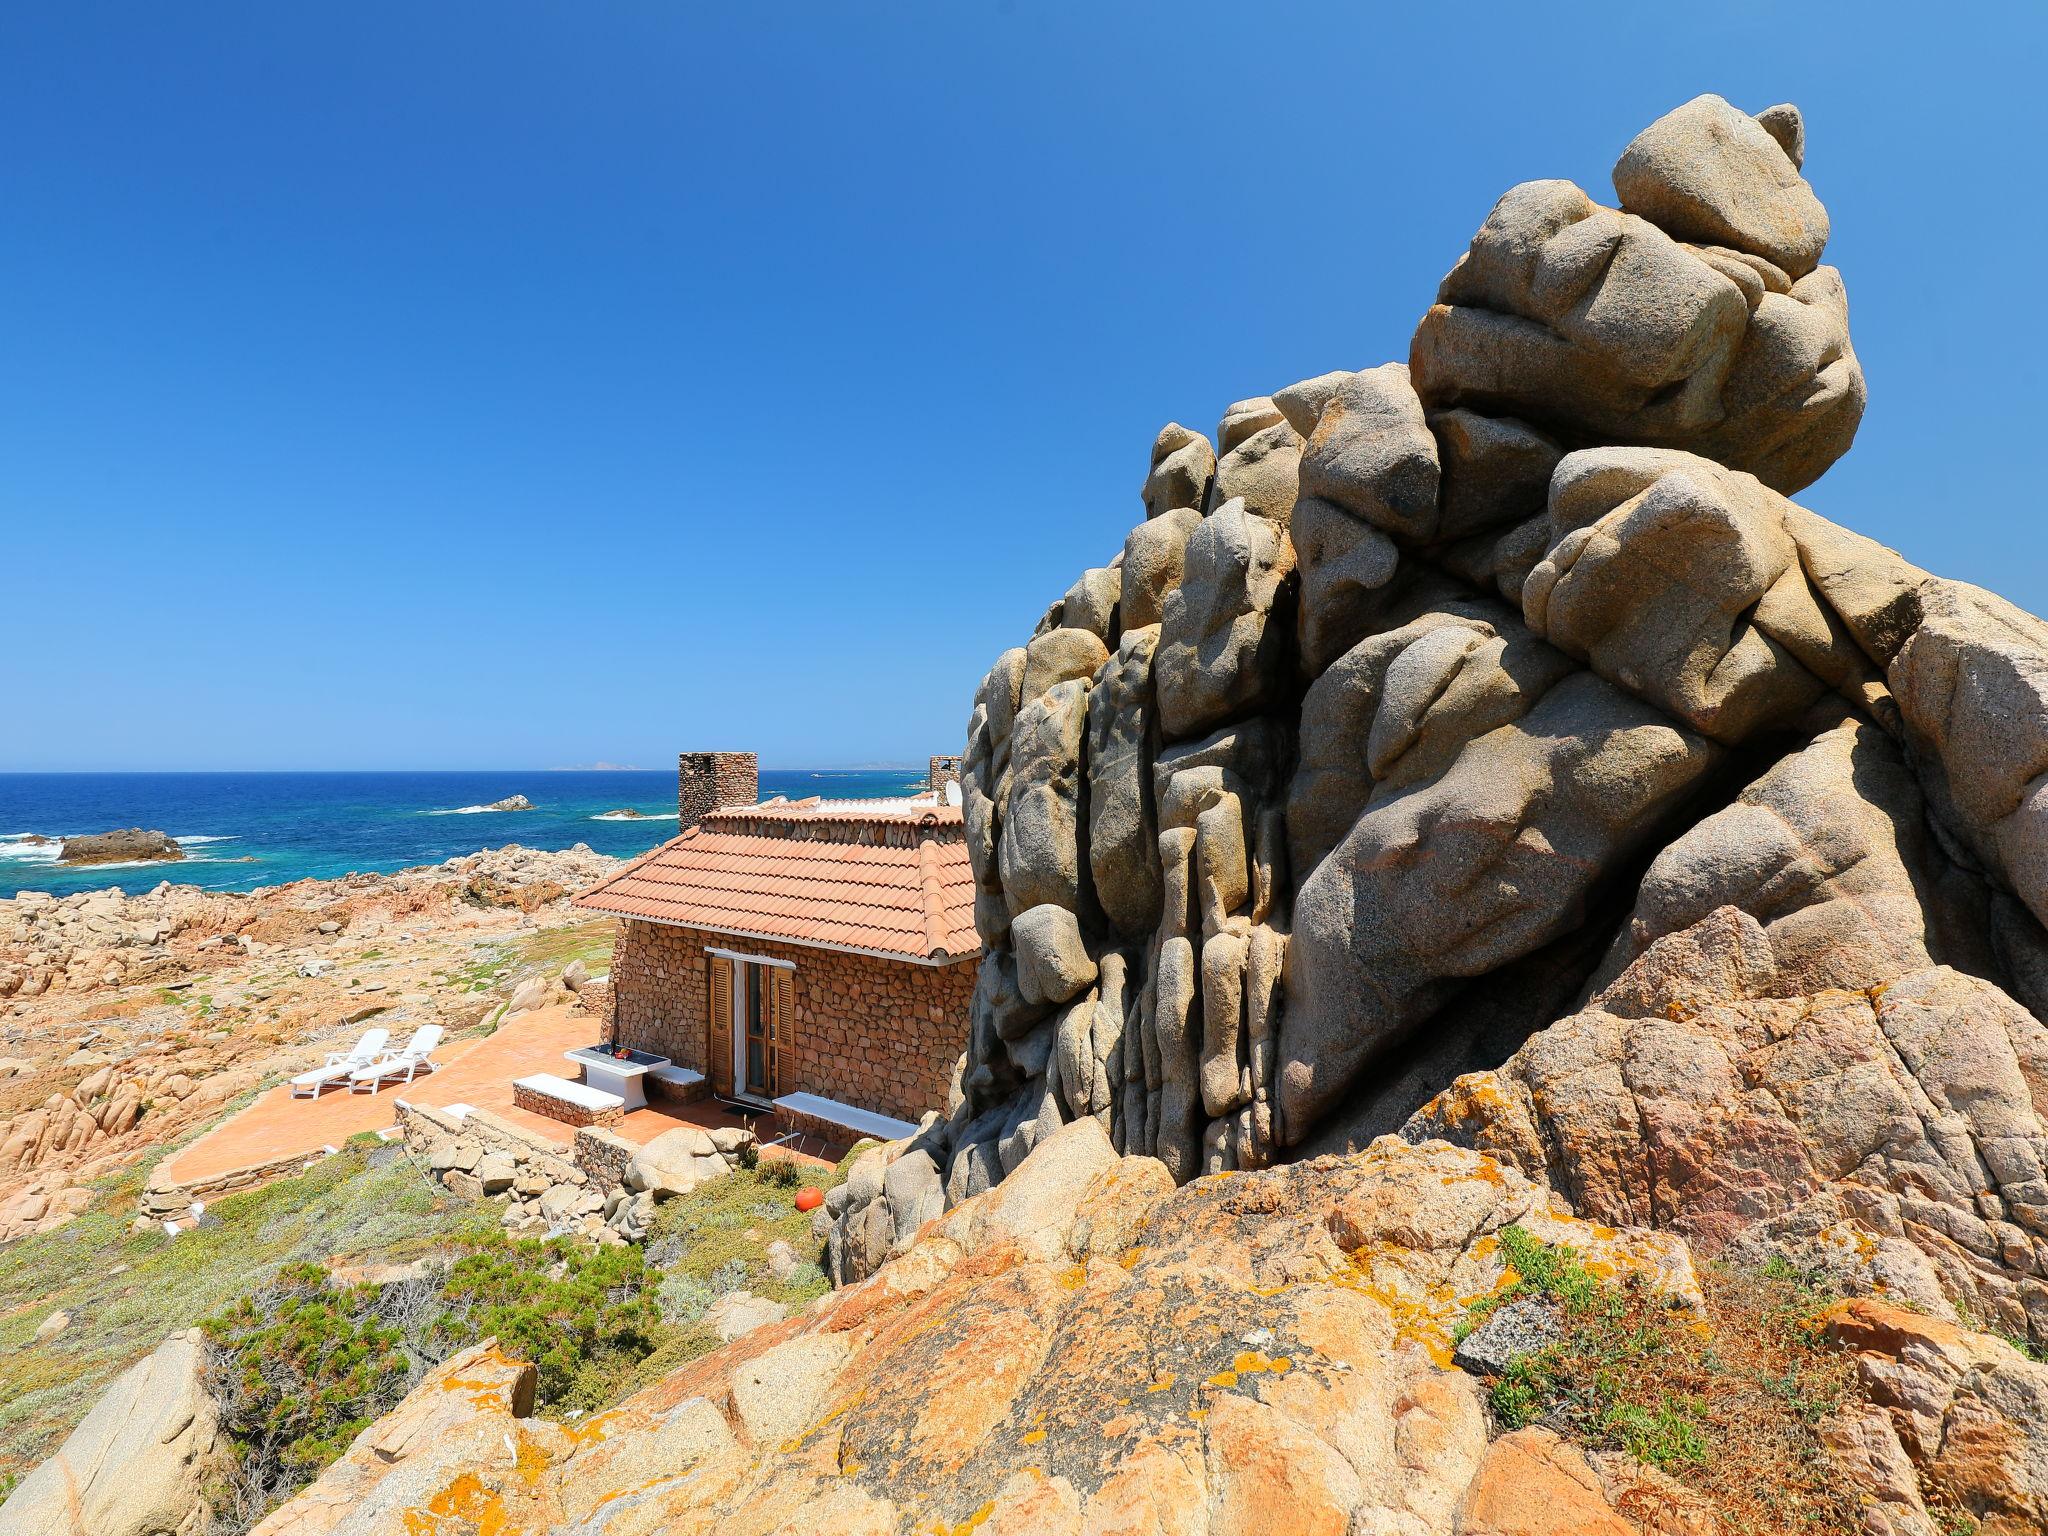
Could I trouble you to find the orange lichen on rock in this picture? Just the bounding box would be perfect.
[253,1133,1721,1536]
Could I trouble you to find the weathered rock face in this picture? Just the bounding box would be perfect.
[0,1329,225,1536]
[247,96,2048,1536]
[259,1131,1713,1536]
[57,827,184,865]
[831,93,2048,1383]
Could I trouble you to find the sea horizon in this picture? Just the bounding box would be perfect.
[0,766,929,898]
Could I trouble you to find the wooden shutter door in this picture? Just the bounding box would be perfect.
[769,965,796,1097]
[706,956,734,1098]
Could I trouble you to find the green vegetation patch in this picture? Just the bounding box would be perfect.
[1460,1226,1863,1533]
[0,1144,493,1488]
[515,918,616,976]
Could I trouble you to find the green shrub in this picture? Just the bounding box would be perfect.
[200,1265,412,1530]
[736,1140,760,1171]
[762,1155,802,1188]
[707,1257,751,1296]
[428,1240,667,1412]
[656,1273,715,1325]
[1457,1230,1861,1533]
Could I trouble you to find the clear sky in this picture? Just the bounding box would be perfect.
[2,2,2040,771]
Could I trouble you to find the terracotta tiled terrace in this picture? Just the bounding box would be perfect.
[155,1004,841,1193]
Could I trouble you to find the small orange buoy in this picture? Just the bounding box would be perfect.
[794,1186,824,1212]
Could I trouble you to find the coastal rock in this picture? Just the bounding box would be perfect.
[0,1329,225,1536]
[1155,498,1297,739]
[57,828,184,866]
[1612,94,1830,278]
[624,1124,746,1199]
[257,1138,1698,1536]
[840,96,2048,1373]
[481,795,533,812]
[0,842,621,1238]
[241,1341,534,1536]
[1409,174,1864,494]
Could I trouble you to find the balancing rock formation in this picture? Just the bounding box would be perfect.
[831,94,2048,1351]
[235,97,2048,1536]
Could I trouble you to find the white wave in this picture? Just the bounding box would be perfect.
[590,811,677,822]
[422,805,517,815]
[2,832,242,866]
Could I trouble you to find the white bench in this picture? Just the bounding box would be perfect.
[650,1065,705,1094]
[771,1091,920,1146]
[513,1073,626,1128]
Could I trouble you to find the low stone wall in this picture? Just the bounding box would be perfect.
[650,1071,709,1106]
[572,1125,636,1193]
[511,1081,623,1128]
[140,1146,333,1220]
[394,1100,617,1239]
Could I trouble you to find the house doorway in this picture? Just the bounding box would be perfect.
[737,959,772,1100]
[710,948,793,1107]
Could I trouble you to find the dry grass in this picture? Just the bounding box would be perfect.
[1474,1230,1864,1534]
[0,1139,494,1485]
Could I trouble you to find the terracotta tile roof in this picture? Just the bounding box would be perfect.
[573,806,981,964]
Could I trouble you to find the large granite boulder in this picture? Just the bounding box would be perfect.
[1612,94,1830,278]
[1410,167,1864,495]
[1154,499,1297,739]
[57,828,184,866]
[0,1330,225,1536]
[836,93,2048,1410]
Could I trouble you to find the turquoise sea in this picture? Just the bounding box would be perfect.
[0,769,926,898]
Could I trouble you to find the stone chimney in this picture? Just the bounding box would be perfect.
[678,751,759,831]
[928,754,964,799]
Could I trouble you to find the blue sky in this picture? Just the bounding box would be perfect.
[2,3,2040,771]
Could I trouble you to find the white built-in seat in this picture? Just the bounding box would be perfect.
[649,1065,704,1090]
[514,1073,624,1113]
[772,1091,919,1145]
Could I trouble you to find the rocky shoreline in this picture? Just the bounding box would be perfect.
[0,842,620,1240]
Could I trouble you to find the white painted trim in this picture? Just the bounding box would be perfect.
[582,908,980,968]
[703,945,796,970]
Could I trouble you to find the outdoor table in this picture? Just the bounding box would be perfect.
[563,1044,670,1112]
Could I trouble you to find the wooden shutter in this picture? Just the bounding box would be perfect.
[769,965,796,1097]
[706,955,734,1098]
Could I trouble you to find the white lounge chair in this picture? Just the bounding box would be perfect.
[289,1027,391,1099]
[348,1024,445,1093]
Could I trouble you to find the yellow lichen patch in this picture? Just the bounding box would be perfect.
[1145,1372,1177,1393]
[1020,1428,1047,1445]
[1057,1264,1087,1291]
[1187,1407,1208,1422]
[1118,1247,1147,1270]
[780,1391,865,1455]
[1206,1370,1239,1388]
[512,1433,551,1487]
[401,1471,515,1536]
[560,1408,625,1447]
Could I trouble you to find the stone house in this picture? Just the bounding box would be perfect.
[573,753,979,1130]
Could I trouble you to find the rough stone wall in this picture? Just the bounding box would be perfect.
[609,919,974,1122]
[512,1080,622,1127]
[677,751,759,830]
[570,1125,636,1192]
[828,94,2048,1333]
[928,755,964,796]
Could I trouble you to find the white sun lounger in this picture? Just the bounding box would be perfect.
[348,1024,446,1093]
[289,1027,392,1099]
